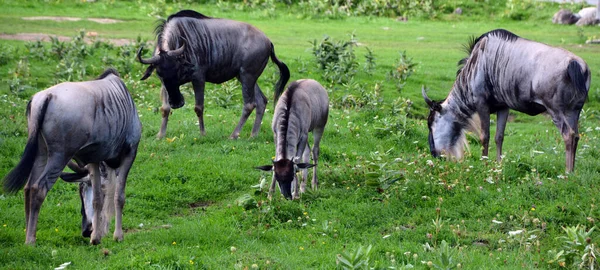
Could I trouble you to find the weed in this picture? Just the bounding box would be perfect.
[388,51,417,94]
[549,225,599,269]
[312,33,358,84]
[336,244,373,270]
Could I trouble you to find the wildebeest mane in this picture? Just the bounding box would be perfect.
[278,82,301,160]
[96,68,120,80]
[457,29,519,75]
[154,10,212,48]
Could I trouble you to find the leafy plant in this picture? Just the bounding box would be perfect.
[312,33,358,84]
[388,51,417,93]
[549,225,599,269]
[336,245,373,270]
[364,149,403,192]
[430,240,458,270]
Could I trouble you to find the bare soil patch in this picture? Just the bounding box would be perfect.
[21,16,123,24]
[0,33,134,46]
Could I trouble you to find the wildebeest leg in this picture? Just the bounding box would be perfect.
[268,174,277,200]
[478,110,491,158]
[89,163,106,245]
[25,152,68,245]
[113,151,136,242]
[192,79,207,136]
[495,109,510,162]
[230,77,258,139]
[251,84,268,138]
[24,138,47,236]
[311,127,325,190]
[294,136,309,199]
[157,86,171,139]
[102,167,116,239]
[299,142,311,194]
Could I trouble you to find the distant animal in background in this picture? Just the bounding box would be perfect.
[2,68,142,245]
[256,79,329,200]
[137,9,290,140]
[423,29,589,172]
[552,9,581,25]
[552,7,600,26]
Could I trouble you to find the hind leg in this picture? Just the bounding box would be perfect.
[495,108,509,162]
[89,163,106,245]
[230,77,258,139]
[25,152,69,245]
[311,128,325,190]
[113,147,138,242]
[251,84,267,138]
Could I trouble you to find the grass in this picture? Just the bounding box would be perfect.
[1,0,600,269]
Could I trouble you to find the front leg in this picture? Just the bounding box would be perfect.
[268,174,277,200]
[495,108,510,162]
[478,110,491,158]
[191,79,207,136]
[157,86,171,139]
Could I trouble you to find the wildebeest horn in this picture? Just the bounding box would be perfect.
[137,46,160,65]
[422,86,435,108]
[167,43,185,57]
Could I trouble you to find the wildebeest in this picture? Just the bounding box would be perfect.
[2,68,142,245]
[552,9,581,25]
[423,29,590,172]
[137,10,290,139]
[256,79,329,200]
[59,161,115,240]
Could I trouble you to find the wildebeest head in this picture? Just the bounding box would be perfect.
[256,159,315,200]
[59,162,109,238]
[422,87,465,159]
[137,44,192,109]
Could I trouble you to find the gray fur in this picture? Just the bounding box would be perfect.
[258,79,329,200]
[2,69,141,245]
[138,10,290,139]
[424,29,590,172]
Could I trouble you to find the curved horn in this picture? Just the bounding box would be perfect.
[422,86,435,108]
[137,46,160,65]
[166,43,185,57]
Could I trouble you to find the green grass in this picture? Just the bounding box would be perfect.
[1,1,600,269]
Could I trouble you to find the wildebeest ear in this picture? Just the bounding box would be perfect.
[255,165,273,171]
[60,172,89,183]
[295,163,316,169]
[140,65,156,81]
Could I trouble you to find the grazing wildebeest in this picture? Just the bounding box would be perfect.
[423,29,590,172]
[137,9,290,139]
[552,9,581,25]
[2,68,142,245]
[59,161,115,240]
[256,79,329,200]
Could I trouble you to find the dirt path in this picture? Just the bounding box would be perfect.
[0,33,134,46]
[0,16,132,46]
[21,16,124,24]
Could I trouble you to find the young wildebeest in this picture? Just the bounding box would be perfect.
[423,29,590,172]
[59,161,116,240]
[256,79,329,200]
[2,68,142,245]
[137,9,290,139]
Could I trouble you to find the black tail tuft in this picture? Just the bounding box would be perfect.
[3,95,51,194]
[567,60,589,94]
[270,43,290,104]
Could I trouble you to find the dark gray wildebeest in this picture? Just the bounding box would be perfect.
[256,79,329,200]
[423,29,590,172]
[137,9,290,139]
[2,68,142,245]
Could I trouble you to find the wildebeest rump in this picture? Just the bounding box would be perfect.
[256,79,329,200]
[137,10,290,139]
[423,29,590,172]
[2,68,142,245]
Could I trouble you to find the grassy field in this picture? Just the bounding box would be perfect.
[1,1,600,269]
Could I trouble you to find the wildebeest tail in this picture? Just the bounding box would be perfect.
[567,60,589,94]
[3,95,52,193]
[270,43,290,104]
